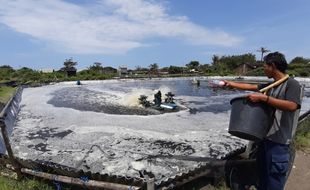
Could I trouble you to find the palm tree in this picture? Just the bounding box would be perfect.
[149,63,159,76]
[257,47,270,62]
[212,55,220,66]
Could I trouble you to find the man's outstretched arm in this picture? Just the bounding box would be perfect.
[224,80,258,91]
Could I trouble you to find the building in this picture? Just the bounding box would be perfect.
[102,67,117,74]
[235,63,257,76]
[65,67,77,77]
[118,66,128,77]
[40,68,54,73]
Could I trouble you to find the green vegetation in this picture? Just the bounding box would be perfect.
[0,62,118,86]
[0,176,54,190]
[295,133,310,149]
[0,167,55,190]
[287,63,310,77]
[1,53,309,86]
[205,180,230,190]
[0,86,16,104]
[294,114,310,150]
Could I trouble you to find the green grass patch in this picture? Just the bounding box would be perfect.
[0,166,72,190]
[295,134,310,149]
[0,86,16,104]
[205,179,230,190]
[0,176,54,190]
[294,115,310,150]
[205,183,230,190]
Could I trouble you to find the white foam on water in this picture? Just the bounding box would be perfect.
[8,78,310,182]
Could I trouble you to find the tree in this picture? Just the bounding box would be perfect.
[0,65,14,70]
[149,63,159,75]
[199,64,213,74]
[186,61,200,70]
[0,65,15,80]
[135,65,142,71]
[13,67,41,83]
[209,53,256,75]
[63,58,77,70]
[168,66,183,74]
[212,55,220,66]
[257,47,270,62]
[60,58,77,77]
[217,53,256,70]
[290,57,310,64]
[89,62,103,72]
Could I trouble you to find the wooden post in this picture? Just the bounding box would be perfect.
[0,119,22,179]
[21,168,140,190]
[147,177,155,190]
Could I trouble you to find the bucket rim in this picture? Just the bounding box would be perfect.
[230,96,246,105]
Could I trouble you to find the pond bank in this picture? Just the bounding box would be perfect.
[0,102,4,112]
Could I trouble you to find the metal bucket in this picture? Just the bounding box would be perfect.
[228,97,274,141]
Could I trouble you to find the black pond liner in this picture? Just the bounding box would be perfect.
[15,157,146,187]
[5,145,245,190]
[0,86,248,189]
[2,85,309,189]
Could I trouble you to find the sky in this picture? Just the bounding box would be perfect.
[0,0,309,70]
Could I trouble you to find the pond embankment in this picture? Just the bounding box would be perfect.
[0,102,4,112]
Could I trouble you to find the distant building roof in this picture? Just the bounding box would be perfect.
[235,62,258,75]
[237,62,257,69]
[40,68,54,73]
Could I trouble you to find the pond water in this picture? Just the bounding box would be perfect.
[7,77,310,183]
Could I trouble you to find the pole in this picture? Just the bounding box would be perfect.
[147,177,155,190]
[21,168,140,190]
[0,119,22,179]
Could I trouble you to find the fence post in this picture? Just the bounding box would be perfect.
[147,177,155,190]
[0,119,22,179]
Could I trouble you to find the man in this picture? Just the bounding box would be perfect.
[154,90,162,106]
[224,52,302,190]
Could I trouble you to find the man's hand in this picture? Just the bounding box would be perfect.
[246,93,299,111]
[223,80,231,87]
[246,93,267,103]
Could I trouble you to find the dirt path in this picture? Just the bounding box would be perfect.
[286,149,310,190]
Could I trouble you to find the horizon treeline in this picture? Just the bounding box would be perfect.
[0,53,309,85]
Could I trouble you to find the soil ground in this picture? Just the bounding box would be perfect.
[285,149,310,190]
[199,149,310,190]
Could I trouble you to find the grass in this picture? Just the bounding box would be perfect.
[295,134,310,149]
[205,181,230,190]
[0,176,54,190]
[0,86,16,104]
[0,166,56,190]
[294,114,310,150]
[0,167,74,190]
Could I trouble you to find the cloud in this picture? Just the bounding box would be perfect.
[0,0,242,54]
